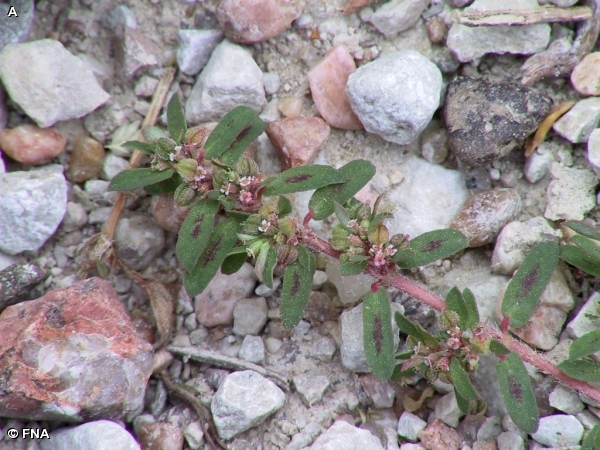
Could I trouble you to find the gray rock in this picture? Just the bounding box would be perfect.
[576,409,600,430]
[443,76,551,167]
[0,165,67,255]
[177,29,223,76]
[263,72,281,95]
[62,202,88,232]
[397,411,427,442]
[134,76,159,98]
[587,128,600,173]
[433,391,463,428]
[308,421,384,450]
[101,153,130,181]
[211,370,285,440]
[233,297,268,336]
[340,303,400,373]
[359,373,396,408]
[84,101,129,142]
[549,385,584,414]
[309,335,337,361]
[101,5,137,32]
[566,291,600,362]
[524,146,553,183]
[239,335,266,364]
[116,29,158,79]
[185,40,266,124]
[347,50,442,145]
[0,39,110,127]
[293,374,330,407]
[325,257,376,306]
[553,97,600,143]
[369,0,430,38]
[265,337,283,353]
[421,121,449,164]
[0,1,34,53]
[531,414,584,447]
[114,215,165,271]
[447,0,551,62]
[497,431,525,450]
[544,163,597,221]
[286,422,324,450]
[40,420,140,450]
[183,421,204,449]
[477,416,502,441]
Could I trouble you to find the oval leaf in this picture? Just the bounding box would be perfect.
[582,423,600,450]
[122,140,156,154]
[309,160,376,220]
[280,246,315,329]
[501,242,559,328]
[108,168,174,191]
[363,288,395,379]
[560,245,600,278]
[462,288,479,329]
[497,352,539,434]
[572,235,600,261]
[557,359,600,382]
[393,229,468,269]
[489,340,510,356]
[262,246,278,289]
[221,251,248,275]
[454,387,477,415]
[262,165,346,196]
[176,200,219,272]
[394,312,439,347]
[184,219,240,297]
[278,195,292,217]
[144,173,183,195]
[570,330,600,361]
[204,106,265,161]
[339,260,367,275]
[450,357,477,401]
[446,287,479,331]
[563,221,600,241]
[167,94,187,143]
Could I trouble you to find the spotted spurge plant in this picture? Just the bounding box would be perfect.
[109,95,600,442]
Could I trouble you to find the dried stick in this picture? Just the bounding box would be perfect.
[454,6,592,26]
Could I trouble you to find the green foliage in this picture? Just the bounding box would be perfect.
[395,312,439,347]
[451,358,478,415]
[570,330,600,361]
[108,168,175,191]
[393,229,468,269]
[221,247,248,275]
[560,243,600,278]
[582,423,600,450]
[501,241,559,328]
[563,221,600,241]
[167,94,187,143]
[497,352,539,434]
[557,359,600,382]
[446,287,479,330]
[122,140,155,154]
[363,289,395,379]
[262,165,346,196]
[176,200,219,272]
[280,246,316,329]
[144,173,183,194]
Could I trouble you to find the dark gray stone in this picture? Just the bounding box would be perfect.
[443,77,551,167]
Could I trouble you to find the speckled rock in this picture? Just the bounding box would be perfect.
[531,414,584,447]
[552,97,600,143]
[418,419,461,450]
[397,411,427,442]
[233,297,268,336]
[359,374,395,408]
[0,124,66,165]
[151,194,192,234]
[266,117,330,169]
[0,39,110,127]
[40,420,140,450]
[177,29,223,76]
[444,77,551,167]
[451,189,522,247]
[0,165,67,255]
[544,163,597,221]
[571,52,600,96]
[216,0,305,44]
[368,0,430,38]
[68,136,106,183]
[116,28,158,79]
[347,50,442,145]
[293,374,330,407]
[308,46,362,130]
[308,421,384,450]
[137,422,184,450]
[0,278,153,421]
[211,370,285,440]
[238,335,265,364]
[114,214,165,271]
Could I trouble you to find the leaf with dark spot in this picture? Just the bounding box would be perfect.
[184,220,239,297]
[497,352,539,434]
[363,288,394,379]
[177,200,219,272]
[501,242,558,328]
[393,229,468,269]
[558,359,600,382]
[262,165,346,196]
[280,246,315,329]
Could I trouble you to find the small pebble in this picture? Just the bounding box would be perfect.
[134,75,159,98]
[421,121,449,164]
[101,152,129,180]
[0,124,66,165]
[571,52,600,96]
[177,29,223,76]
[265,337,283,353]
[232,297,268,336]
[113,214,165,271]
[137,422,184,450]
[151,193,193,233]
[277,96,303,118]
[61,202,88,232]
[263,72,281,95]
[68,136,105,183]
[368,0,430,38]
[524,148,553,183]
[426,17,447,44]
[239,335,265,364]
[553,97,600,143]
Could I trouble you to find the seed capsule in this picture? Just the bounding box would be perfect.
[184,127,206,146]
[331,225,350,251]
[390,233,410,250]
[439,310,461,330]
[368,223,389,245]
[177,158,198,181]
[174,184,196,206]
[242,214,262,235]
[233,157,259,177]
[277,244,299,266]
[155,137,177,160]
[278,218,296,238]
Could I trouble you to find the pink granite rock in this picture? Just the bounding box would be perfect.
[217,0,305,44]
[266,117,330,169]
[0,277,153,421]
[195,263,257,327]
[0,124,66,165]
[418,419,461,450]
[308,46,363,130]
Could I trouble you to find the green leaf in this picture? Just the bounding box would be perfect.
[176,200,219,272]
[221,249,248,275]
[278,195,292,216]
[204,106,266,162]
[563,221,600,241]
[122,140,155,155]
[392,229,469,269]
[262,165,346,196]
[308,160,376,220]
[226,210,251,223]
[262,246,278,289]
[582,423,600,450]
[446,287,479,330]
[363,288,395,379]
[367,212,393,234]
[560,245,600,278]
[394,312,439,347]
[489,340,510,356]
[570,330,600,361]
[572,235,600,260]
[144,173,183,194]
[497,352,539,434]
[339,261,367,275]
[557,359,600,382]
[106,121,141,154]
[108,168,174,191]
[454,386,477,415]
[280,246,315,329]
[167,94,187,143]
[334,202,351,228]
[391,364,417,381]
[501,242,559,328]
[450,358,477,401]
[184,219,240,297]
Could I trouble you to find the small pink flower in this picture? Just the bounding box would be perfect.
[447,337,461,349]
[436,357,450,372]
[373,252,386,267]
[238,190,254,204]
[384,244,397,257]
[239,176,254,188]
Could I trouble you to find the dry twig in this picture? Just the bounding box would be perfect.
[525,101,575,157]
[454,6,592,26]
